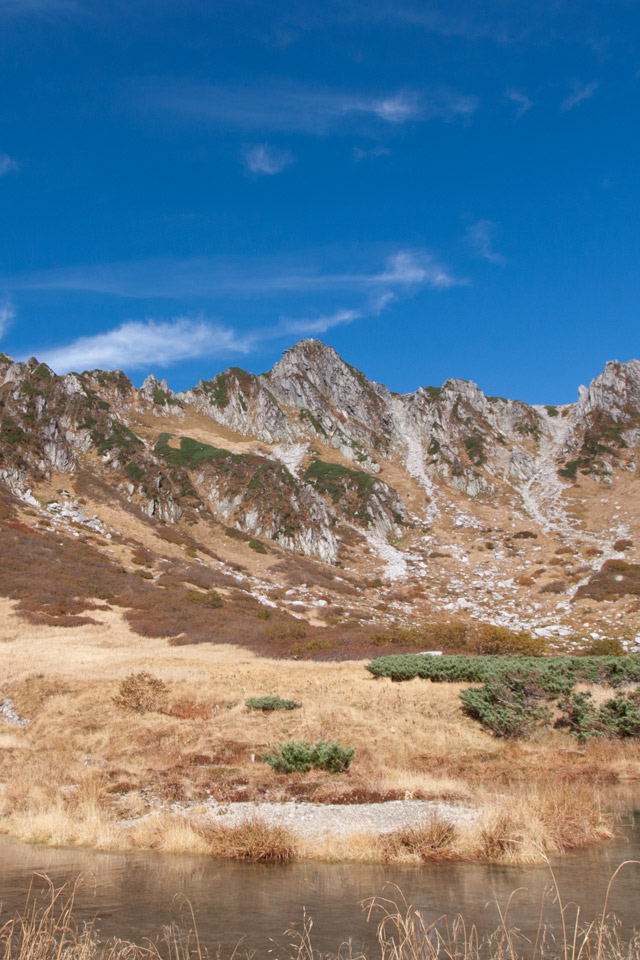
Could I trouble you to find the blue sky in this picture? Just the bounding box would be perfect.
[1,0,639,403]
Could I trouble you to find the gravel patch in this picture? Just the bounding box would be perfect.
[0,698,28,727]
[204,799,477,837]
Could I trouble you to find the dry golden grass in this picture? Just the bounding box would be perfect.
[196,814,296,862]
[0,598,632,863]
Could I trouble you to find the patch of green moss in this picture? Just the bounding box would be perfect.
[299,408,327,436]
[558,410,635,479]
[0,417,25,444]
[304,458,375,504]
[155,433,238,468]
[94,370,131,395]
[464,435,487,466]
[249,539,267,554]
[94,421,143,457]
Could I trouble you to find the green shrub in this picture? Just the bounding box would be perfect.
[557,689,640,740]
[598,690,640,737]
[460,675,552,739]
[261,740,355,774]
[249,539,267,554]
[366,653,640,688]
[555,691,603,741]
[246,695,301,712]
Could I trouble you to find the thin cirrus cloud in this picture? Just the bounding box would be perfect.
[37,318,253,375]
[277,290,398,338]
[140,80,477,134]
[353,144,391,162]
[242,143,295,176]
[278,307,363,337]
[10,248,464,300]
[465,220,506,265]
[24,250,463,374]
[0,154,18,176]
[506,89,534,117]
[561,80,598,111]
[0,299,15,337]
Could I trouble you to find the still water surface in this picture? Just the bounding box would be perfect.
[0,800,638,955]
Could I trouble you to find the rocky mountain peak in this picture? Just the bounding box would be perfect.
[577,359,640,420]
[1,342,640,644]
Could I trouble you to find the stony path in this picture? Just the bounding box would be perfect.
[203,799,477,837]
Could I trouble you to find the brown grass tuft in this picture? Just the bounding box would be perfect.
[197,815,297,862]
[378,814,461,863]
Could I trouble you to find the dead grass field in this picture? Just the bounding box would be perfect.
[0,598,635,864]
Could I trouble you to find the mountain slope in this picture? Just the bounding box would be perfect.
[1,341,639,654]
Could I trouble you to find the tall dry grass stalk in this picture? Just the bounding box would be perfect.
[2,867,640,960]
[358,863,640,960]
[0,878,206,960]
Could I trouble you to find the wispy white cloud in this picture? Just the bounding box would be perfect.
[242,143,295,176]
[353,144,391,162]
[0,298,15,337]
[278,307,362,337]
[561,80,598,111]
[0,154,18,177]
[23,249,465,373]
[272,256,455,339]
[9,248,464,299]
[37,317,253,374]
[376,251,463,288]
[370,91,421,123]
[278,1,594,47]
[506,88,534,117]
[465,220,506,265]
[141,80,477,135]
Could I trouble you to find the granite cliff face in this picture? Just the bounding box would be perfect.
[2,342,640,553]
[182,340,640,504]
[1,341,640,643]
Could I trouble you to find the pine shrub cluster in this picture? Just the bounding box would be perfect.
[245,695,302,711]
[261,740,355,773]
[367,653,640,741]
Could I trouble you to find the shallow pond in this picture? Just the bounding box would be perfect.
[0,795,638,956]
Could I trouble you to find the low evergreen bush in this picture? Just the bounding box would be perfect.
[366,653,640,688]
[368,653,640,741]
[460,676,552,739]
[245,695,302,712]
[261,739,355,774]
[556,689,640,740]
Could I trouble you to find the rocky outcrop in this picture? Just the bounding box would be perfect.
[179,368,295,443]
[556,361,640,479]
[0,341,639,565]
